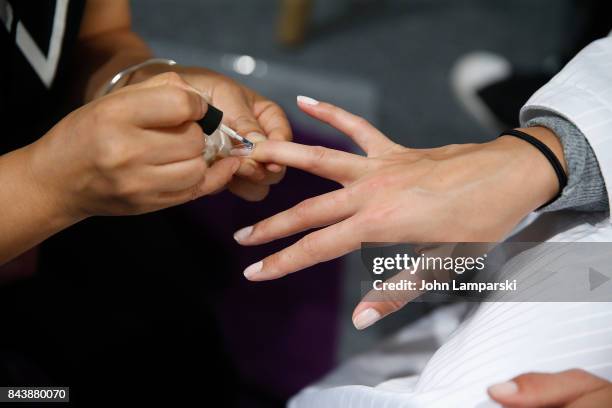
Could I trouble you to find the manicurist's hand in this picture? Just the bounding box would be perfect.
[232,97,566,328]
[0,73,241,264]
[488,369,612,407]
[32,72,241,218]
[127,66,292,201]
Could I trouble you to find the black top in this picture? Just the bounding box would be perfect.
[0,2,239,402]
[0,0,85,153]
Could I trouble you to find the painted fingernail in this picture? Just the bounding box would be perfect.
[234,226,253,243]
[247,132,267,143]
[243,261,263,280]
[353,308,381,330]
[488,381,518,398]
[231,148,252,157]
[297,95,319,106]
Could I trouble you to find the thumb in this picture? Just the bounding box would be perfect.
[352,245,458,330]
[488,369,609,408]
[352,268,422,330]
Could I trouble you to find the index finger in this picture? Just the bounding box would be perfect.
[246,140,366,185]
[253,98,292,142]
[251,97,292,172]
[107,84,205,128]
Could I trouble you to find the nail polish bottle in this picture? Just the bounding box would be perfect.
[199,105,232,164]
[198,104,253,164]
[203,126,233,164]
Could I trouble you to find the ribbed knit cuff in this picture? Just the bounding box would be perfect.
[525,115,608,212]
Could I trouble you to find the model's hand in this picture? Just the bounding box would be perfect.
[29,72,240,219]
[233,98,564,327]
[129,65,292,201]
[488,369,612,407]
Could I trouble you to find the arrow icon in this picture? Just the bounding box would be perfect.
[589,268,610,291]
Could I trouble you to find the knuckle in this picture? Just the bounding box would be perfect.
[380,292,408,311]
[364,203,397,225]
[293,199,314,222]
[166,87,197,118]
[306,146,328,168]
[564,368,590,381]
[298,234,318,258]
[330,190,350,208]
[112,177,141,199]
[353,116,371,129]
[93,136,131,170]
[157,71,185,87]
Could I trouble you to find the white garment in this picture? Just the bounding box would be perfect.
[521,35,612,213]
[290,35,612,408]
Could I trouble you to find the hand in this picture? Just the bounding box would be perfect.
[129,65,292,201]
[28,72,240,219]
[233,97,564,328]
[488,369,612,407]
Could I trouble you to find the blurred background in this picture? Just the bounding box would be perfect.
[131,0,570,148]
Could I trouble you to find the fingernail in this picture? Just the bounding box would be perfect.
[243,261,263,280]
[238,162,256,177]
[231,148,252,157]
[234,226,253,243]
[488,381,518,398]
[267,163,283,173]
[297,95,319,106]
[353,308,381,330]
[246,132,267,143]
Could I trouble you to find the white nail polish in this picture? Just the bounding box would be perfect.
[488,381,518,397]
[243,261,263,279]
[353,308,381,330]
[297,95,319,106]
[234,226,253,243]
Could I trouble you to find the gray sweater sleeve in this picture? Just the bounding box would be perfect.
[524,115,608,212]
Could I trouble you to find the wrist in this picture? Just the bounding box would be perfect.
[492,127,567,211]
[24,142,87,228]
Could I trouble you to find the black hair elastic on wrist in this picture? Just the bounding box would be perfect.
[499,129,568,209]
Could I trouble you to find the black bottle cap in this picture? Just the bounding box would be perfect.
[198,104,223,135]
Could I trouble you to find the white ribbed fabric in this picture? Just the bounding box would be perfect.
[290,213,612,408]
[521,35,612,215]
[290,35,612,408]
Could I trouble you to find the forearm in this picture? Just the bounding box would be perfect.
[0,145,81,264]
[73,0,152,102]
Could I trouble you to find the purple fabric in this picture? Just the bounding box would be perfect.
[182,127,352,399]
